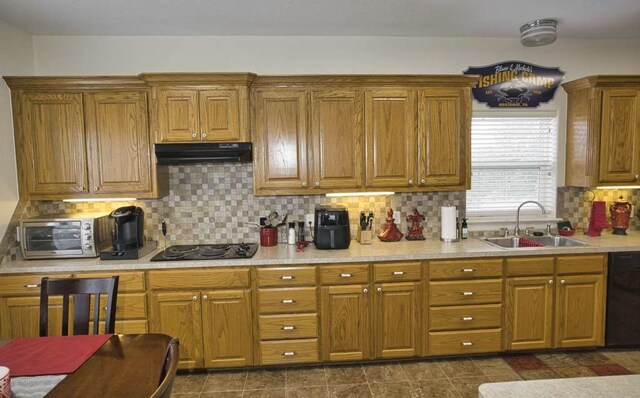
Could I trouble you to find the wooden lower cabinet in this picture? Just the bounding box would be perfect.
[374,282,420,358]
[556,274,605,348]
[505,277,554,350]
[0,296,65,338]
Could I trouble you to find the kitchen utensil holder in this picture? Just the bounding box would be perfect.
[358,229,372,245]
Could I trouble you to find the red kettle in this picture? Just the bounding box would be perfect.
[610,196,632,235]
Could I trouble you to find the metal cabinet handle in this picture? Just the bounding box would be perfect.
[202,295,208,300]
[420,178,426,184]
[340,273,352,278]
[280,275,294,280]
[392,271,405,276]
[191,133,197,138]
[462,268,475,273]
[93,187,99,191]
[281,299,295,304]
[79,186,85,190]
[461,291,475,296]
[363,288,368,294]
[282,326,296,331]
[283,351,296,357]
[549,279,554,284]
[561,280,566,284]
[315,181,320,186]
[461,316,474,321]
[24,284,40,288]
[636,174,639,180]
[202,133,207,138]
[377,287,382,293]
[408,179,414,186]
[461,342,474,347]
[302,181,307,187]
[192,295,198,301]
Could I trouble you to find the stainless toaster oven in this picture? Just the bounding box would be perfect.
[19,213,111,259]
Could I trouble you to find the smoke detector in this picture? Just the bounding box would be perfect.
[520,19,558,47]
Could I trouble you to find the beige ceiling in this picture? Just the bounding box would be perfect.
[0,0,639,38]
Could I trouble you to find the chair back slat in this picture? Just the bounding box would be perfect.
[39,276,119,337]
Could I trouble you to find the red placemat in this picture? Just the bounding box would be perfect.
[0,334,112,376]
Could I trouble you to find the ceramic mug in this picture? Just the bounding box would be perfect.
[0,366,11,398]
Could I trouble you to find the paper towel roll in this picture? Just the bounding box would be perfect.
[441,206,457,241]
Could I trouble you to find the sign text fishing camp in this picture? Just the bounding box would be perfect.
[464,61,564,108]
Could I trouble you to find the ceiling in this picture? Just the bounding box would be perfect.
[0,0,639,38]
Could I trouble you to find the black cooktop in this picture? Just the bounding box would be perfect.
[150,243,258,261]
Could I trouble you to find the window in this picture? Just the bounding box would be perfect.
[466,112,558,219]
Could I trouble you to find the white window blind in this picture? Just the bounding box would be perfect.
[467,114,557,218]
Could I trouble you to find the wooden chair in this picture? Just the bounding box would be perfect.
[150,338,179,398]
[39,276,119,337]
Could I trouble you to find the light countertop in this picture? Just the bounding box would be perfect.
[3,232,640,274]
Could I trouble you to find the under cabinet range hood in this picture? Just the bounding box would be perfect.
[154,142,252,165]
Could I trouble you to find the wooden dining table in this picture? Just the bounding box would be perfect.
[1,333,171,398]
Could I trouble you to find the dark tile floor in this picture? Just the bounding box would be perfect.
[172,349,640,398]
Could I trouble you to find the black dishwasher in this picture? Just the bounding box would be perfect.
[606,252,640,347]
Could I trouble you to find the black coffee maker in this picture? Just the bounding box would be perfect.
[100,206,154,260]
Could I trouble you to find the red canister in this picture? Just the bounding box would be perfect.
[259,227,278,247]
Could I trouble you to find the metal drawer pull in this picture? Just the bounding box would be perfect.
[280,275,294,280]
[24,284,40,288]
[340,273,352,278]
[392,271,405,276]
[283,351,296,357]
[461,291,475,296]
[461,342,474,347]
[282,326,296,331]
[192,296,198,301]
[461,316,474,321]
[281,299,296,304]
[462,268,475,273]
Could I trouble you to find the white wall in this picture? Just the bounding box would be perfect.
[0,21,33,239]
[32,35,640,187]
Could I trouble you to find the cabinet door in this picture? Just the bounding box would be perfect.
[18,92,87,195]
[2,296,65,338]
[84,91,152,194]
[157,89,199,142]
[253,90,309,191]
[598,89,640,183]
[321,284,370,362]
[365,89,416,188]
[201,289,253,368]
[418,87,469,188]
[310,90,364,189]
[555,274,604,348]
[505,277,554,350]
[199,89,242,141]
[374,282,419,359]
[150,291,203,369]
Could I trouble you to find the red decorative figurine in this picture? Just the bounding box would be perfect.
[406,208,426,240]
[610,196,632,235]
[378,208,404,242]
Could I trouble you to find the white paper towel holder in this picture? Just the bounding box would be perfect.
[440,236,460,243]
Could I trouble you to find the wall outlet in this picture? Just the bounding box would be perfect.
[305,213,314,229]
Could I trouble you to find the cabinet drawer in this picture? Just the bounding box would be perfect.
[374,262,421,282]
[260,338,319,365]
[557,255,605,275]
[0,274,72,296]
[319,264,369,285]
[506,257,554,277]
[90,292,147,320]
[429,279,502,306]
[429,259,503,280]
[90,319,147,335]
[74,271,145,292]
[259,287,317,314]
[257,267,316,287]
[148,268,250,289]
[259,314,318,340]
[429,329,502,356]
[429,304,502,331]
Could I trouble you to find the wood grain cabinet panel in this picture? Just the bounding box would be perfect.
[429,279,502,306]
[259,314,318,340]
[259,338,319,365]
[429,259,503,280]
[17,92,87,195]
[505,277,554,351]
[256,266,317,287]
[555,274,605,348]
[258,287,317,314]
[2,296,65,339]
[84,91,152,193]
[429,304,501,331]
[429,328,502,356]
[199,89,241,141]
[418,87,469,188]
[374,282,420,358]
[157,89,199,141]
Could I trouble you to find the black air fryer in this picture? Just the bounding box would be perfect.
[313,206,350,250]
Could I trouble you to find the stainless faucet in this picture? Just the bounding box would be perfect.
[514,201,546,236]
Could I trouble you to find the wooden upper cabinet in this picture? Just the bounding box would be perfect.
[310,90,364,189]
[199,90,242,141]
[84,91,152,194]
[598,89,640,183]
[157,89,199,141]
[365,89,417,188]
[17,92,87,196]
[555,274,604,348]
[418,87,469,188]
[253,90,309,191]
[563,76,640,187]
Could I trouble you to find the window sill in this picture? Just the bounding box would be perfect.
[467,215,562,232]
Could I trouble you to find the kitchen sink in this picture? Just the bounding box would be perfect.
[478,235,590,249]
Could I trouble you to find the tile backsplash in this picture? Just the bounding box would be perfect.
[4,163,640,261]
